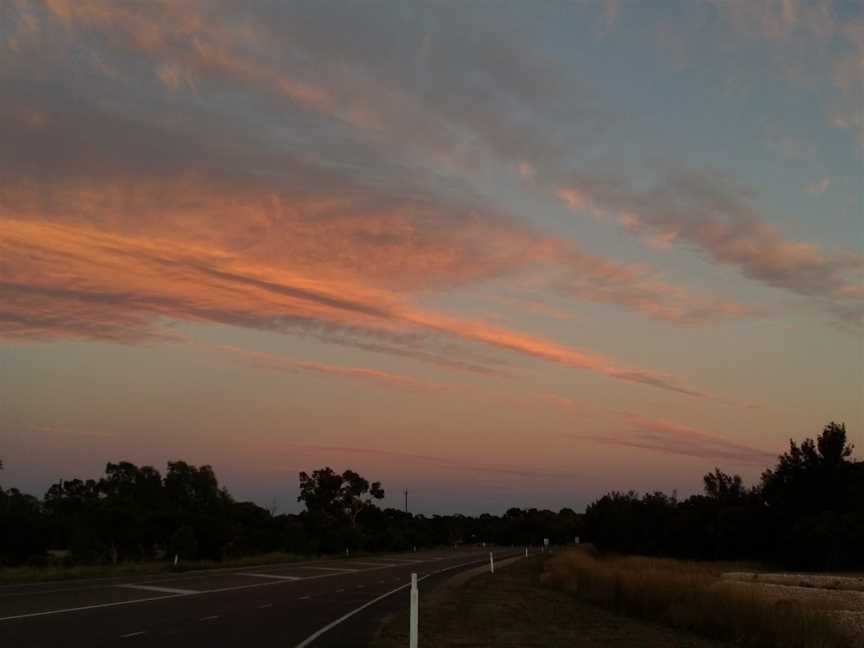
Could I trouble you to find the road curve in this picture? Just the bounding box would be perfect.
[0,548,517,647]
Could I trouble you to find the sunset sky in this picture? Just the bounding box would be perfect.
[1,0,861,514]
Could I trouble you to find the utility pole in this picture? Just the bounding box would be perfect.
[404,489,408,513]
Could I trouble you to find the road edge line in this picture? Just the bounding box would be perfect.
[293,554,519,648]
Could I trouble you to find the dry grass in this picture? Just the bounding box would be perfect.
[543,548,861,648]
[374,556,727,647]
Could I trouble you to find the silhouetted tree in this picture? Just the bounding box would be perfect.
[1,423,860,570]
[297,468,383,526]
[583,422,861,570]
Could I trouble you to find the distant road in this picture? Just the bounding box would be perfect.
[0,548,514,647]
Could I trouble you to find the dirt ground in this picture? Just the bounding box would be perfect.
[372,556,728,648]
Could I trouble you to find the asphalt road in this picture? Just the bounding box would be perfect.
[0,548,516,647]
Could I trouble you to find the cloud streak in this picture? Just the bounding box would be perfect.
[0,220,706,396]
[559,170,863,327]
[279,442,578,481]
[211,344,451,393]
[574,414,776,465]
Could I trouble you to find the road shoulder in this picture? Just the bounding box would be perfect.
[372,555,728,648]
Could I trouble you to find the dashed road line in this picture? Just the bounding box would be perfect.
[119,631,146,638]
[199,615,220,621]
[258,603,273,608]
[118,584,201,595]
[238,573,303,581]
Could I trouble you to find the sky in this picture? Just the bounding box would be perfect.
[0,0,862,515]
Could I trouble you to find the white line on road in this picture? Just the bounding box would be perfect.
[343,561,397,567]
[0,553,491,622]
[118,584,201,595]
[299,595,310,600]
[119,631,146,638]
[294,583,414,648]
[0,552,443,591]
[259,603,273,608]
[238,573,304,581]
[199,615,219,621]
[293,554,521,648]
[301,566,360,573]
[0,593,188,622]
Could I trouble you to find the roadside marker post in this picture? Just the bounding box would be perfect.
[409,573,419,648]
[489,552,494,574]
[524,547,528,558]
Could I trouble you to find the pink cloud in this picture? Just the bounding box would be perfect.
[0,220,707,397]
[573,413,776,465]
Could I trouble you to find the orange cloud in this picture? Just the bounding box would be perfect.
[2,3,761,331]
[0,219,705,397]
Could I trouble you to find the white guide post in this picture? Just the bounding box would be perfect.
[409,573,419,648]
[489,552,494,574]
[524,547,528,558]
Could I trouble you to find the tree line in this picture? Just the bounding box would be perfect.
[0,462,582,566]
[0,421,859,570]
[584,422,863,570]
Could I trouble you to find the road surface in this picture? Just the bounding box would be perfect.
[0,548,513,647]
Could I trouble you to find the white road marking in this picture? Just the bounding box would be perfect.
[199,615,219,621]
[293,554,520,648]
[118,584,200,595]
[335,588,344,593]
[238,573,303,581]
[0,593,189,622]
[356,585,365,589]
[0,552,437,592]
[258,603,273,608]
[119,631,146,638]
[301,566,360,573]
[344,561,397,567]
[294,583,414,648]
[0,553,493,622]
[299,595,310,600]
